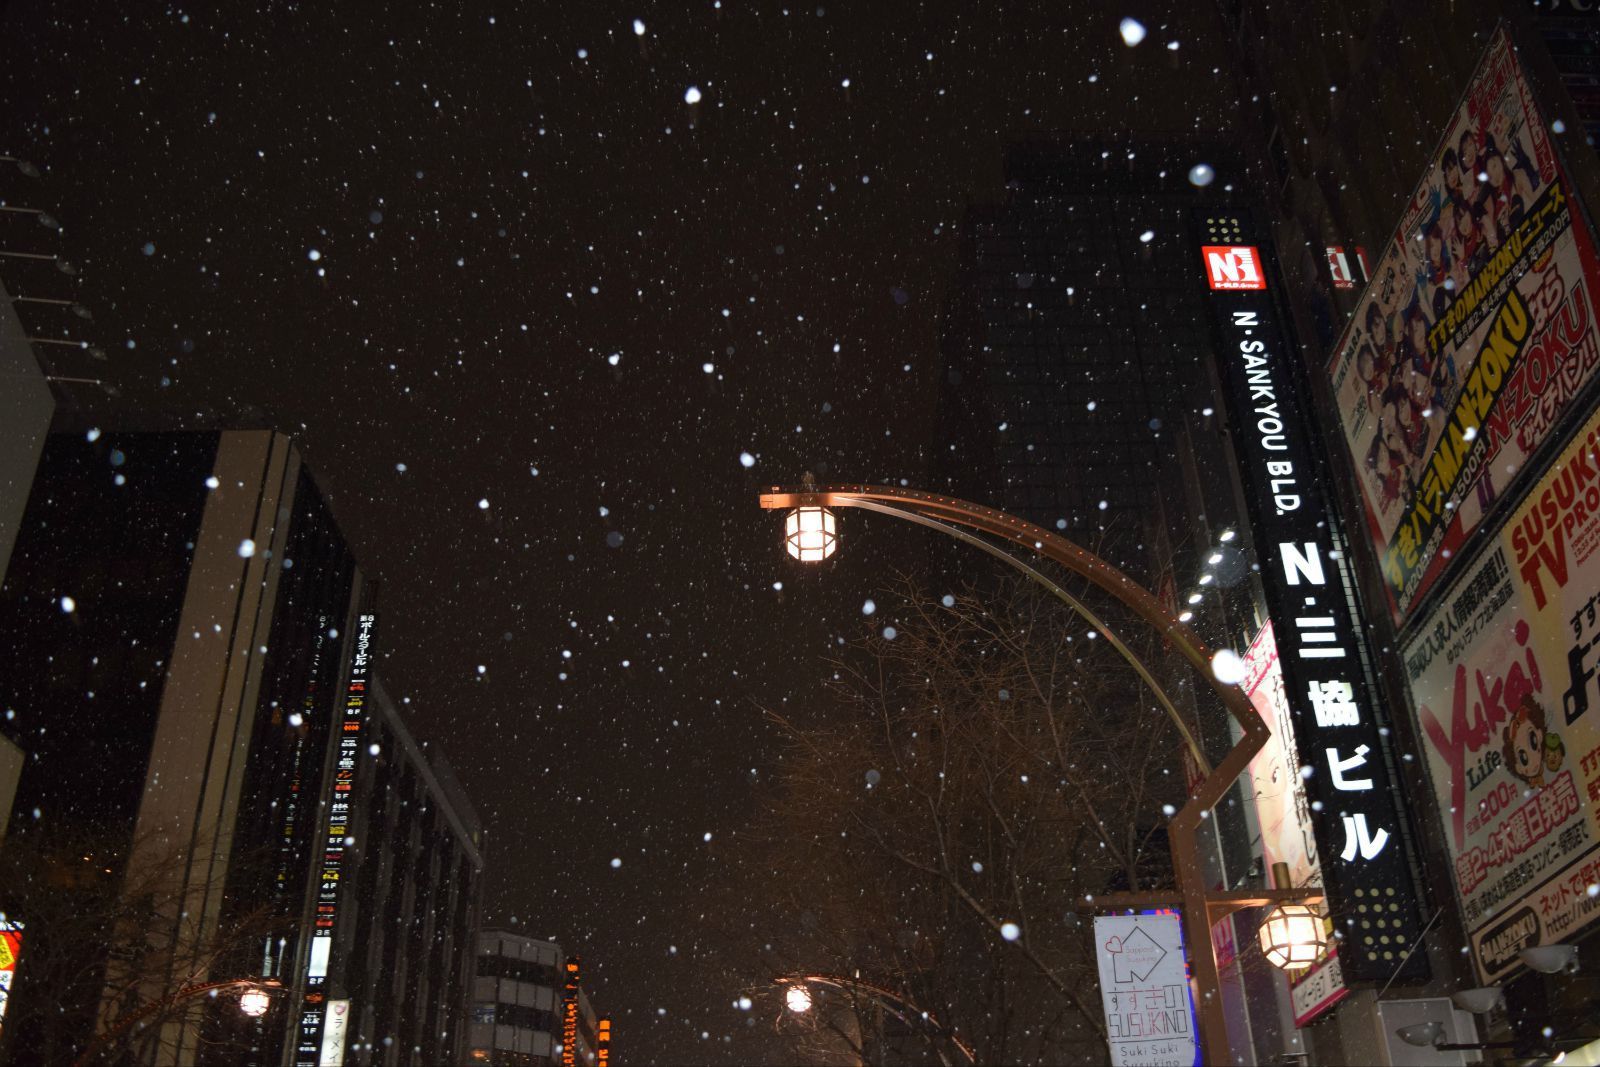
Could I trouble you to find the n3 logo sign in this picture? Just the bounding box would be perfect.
[1202,245,1266,290]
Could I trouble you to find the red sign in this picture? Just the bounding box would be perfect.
[1326,246,1372,290]
[1201,245,1266,290]
[1289,948,1348,1026]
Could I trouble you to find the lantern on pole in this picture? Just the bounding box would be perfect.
[784,506,837,561]
[1258,862,1327,970]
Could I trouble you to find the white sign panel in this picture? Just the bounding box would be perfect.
[318,998,350,1067]
[1094,914,1197,1066]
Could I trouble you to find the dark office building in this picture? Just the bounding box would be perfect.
[0,429,481,1067]
[312,674,483,1067]
[468,934,601,1067]
[933,138,1249,591]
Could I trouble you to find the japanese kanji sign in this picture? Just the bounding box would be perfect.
[1402,404,1600,981]
[1197,209,1428,982]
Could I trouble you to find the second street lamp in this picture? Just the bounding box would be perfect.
[760,480,1324,1066]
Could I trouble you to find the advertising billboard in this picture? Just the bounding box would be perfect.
[1327,27,1600,623]
[1197,210,1427,982]
[1093,914,1197,1067]
[0,914,20,1037]
[1241,621,1322,891]
[1401,406,1600,980]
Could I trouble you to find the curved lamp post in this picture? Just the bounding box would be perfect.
[73,978,282,1067]
[775,972,976,1066]
[759,482,1324,1066]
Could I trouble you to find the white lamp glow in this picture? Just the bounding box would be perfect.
[238,986,271,1018]
[785,984,813,1013]
[784,507,838,561]
[1258,903,1326,971]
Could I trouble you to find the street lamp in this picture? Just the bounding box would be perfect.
[1257,861,1326,971]
[784,984,813,1013]
[773,972,974,1066]
[783,505,837,561]
[237,985,272,1018]
[73,978,282,1066]
[1258,904,1325,971]
[758,482,1323,1067]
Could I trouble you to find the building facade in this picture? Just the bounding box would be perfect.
[298,674,483,1067]
[468,933,601,1067]
[1220,3,1600,1062]
[0,429,481,1066]
[933,138,1252,591]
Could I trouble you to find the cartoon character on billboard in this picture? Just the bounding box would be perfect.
[1502,693,1566,789]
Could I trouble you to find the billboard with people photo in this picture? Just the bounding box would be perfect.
[1327,27,1600,623]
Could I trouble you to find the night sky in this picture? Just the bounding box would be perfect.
[0,3,1242,1061]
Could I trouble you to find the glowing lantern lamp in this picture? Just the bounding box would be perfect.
[785,984,814,1013]
[238,986,272,1018]
[784,506,837,561]
[1258,902,1326,970]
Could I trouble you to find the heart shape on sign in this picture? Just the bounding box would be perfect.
[1104,935,1123,954]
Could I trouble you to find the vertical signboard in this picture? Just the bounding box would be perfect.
[561,957,581,1067]
[0,914,20,1037]
[1093,914,1197,1066]
[296,613,376,1067]
[1198,212,1428,982]
[1326,27,1600,622]
[596,1017,612,1067]
[1241,621,1322,889]
[318,999,350,1067]
[1401,407,1600,980]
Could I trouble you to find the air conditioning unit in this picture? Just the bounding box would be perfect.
[1373,997,1482,1066]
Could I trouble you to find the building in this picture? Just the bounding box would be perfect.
[0,429,481,1066]
[298,673,484,1066]
[931,136,1347,1063]
[0,156,63,588]
[469,933,603,1067]
[933,138,1251,591]
[1219,4,1600,1062]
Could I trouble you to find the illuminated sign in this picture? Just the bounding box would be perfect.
[1401,406,1600,980]
[1197,213,1427,983]
[1325,246,1370,290]
[318,999,350,1066]
[296,613,376,1067]
[1092,914,1197,1066]
[1201,245,1266,291]
[596,1016,611,1067]
[561,957,580,1067]
[1326,28,1600,621]
[0,914,21,1037]
[1290,949,1348,1026]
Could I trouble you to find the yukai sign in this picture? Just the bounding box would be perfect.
[1327,27,1600,622]
[1402,406,1600,981]
[1196,212,1427,982]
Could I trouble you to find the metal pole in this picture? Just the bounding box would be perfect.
[760,484,1273,1066]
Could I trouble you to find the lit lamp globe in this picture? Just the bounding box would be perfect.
[784,984,814,1013]
[1258,903,1326,971]
[784,506,837,561]
[238,986,272,1018]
